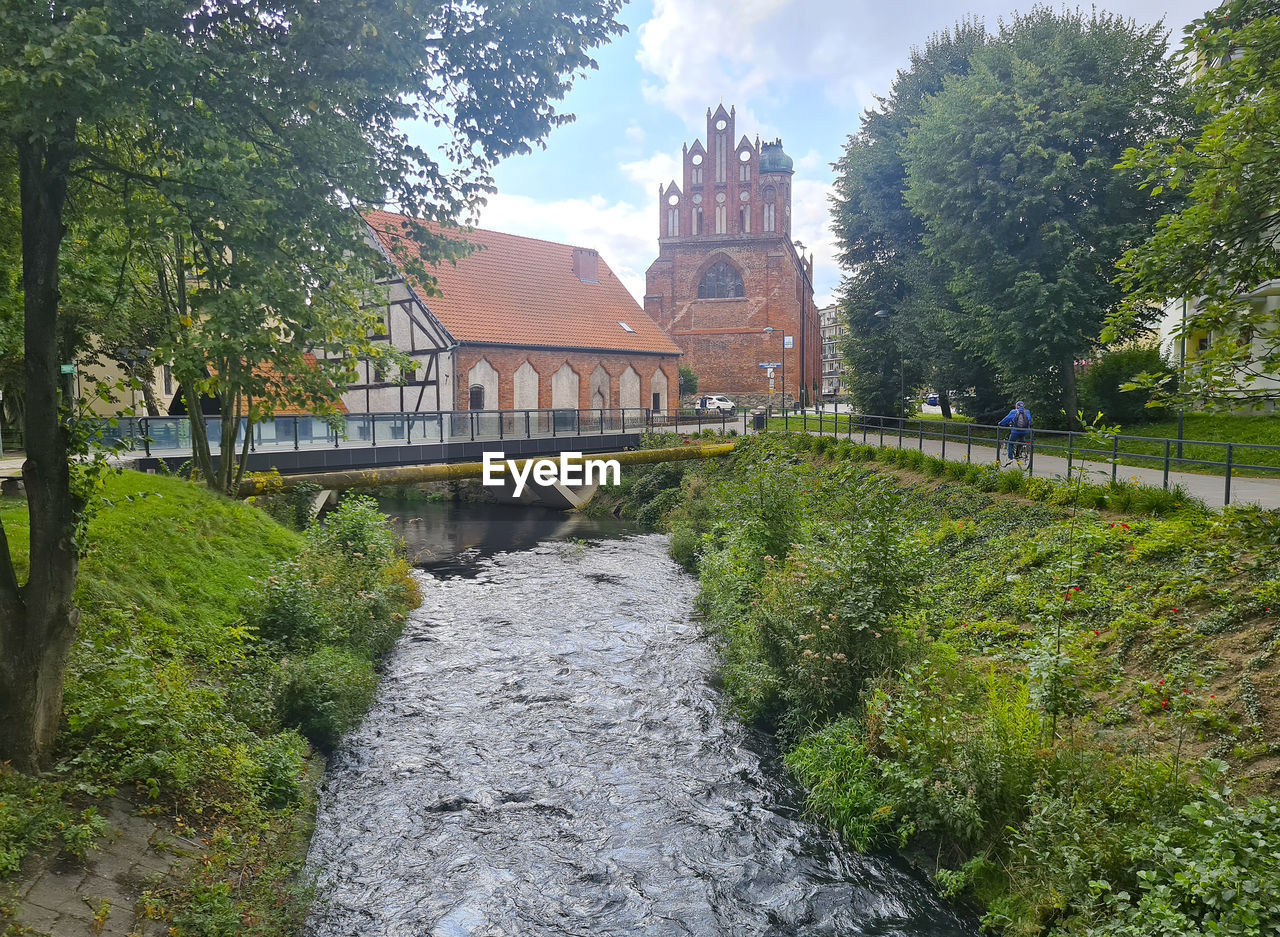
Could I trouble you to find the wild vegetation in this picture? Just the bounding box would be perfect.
[0,472,417,934]
[628,433,1280,935]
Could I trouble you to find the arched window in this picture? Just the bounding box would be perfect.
[697,261,745,299]
[762,185,776,232]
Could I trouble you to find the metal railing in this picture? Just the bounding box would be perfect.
[765,409,1280,506]
[98,408,655,457]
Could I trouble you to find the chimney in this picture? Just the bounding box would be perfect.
[572,247,599,284]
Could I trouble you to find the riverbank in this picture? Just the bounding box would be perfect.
[622,433,1280,935]
[0,472,417,935]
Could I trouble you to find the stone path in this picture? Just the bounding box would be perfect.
[4,796,202,937]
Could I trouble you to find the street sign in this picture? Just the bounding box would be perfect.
[758,361,782,369]
[60,364,75,375]
[783,336,794,349]
[766,368,775,377]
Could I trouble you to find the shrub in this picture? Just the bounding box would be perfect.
[249,560,329,648]
[923,456,947,478]
[309,492,399,568]
[1078,343,1167,426]
[996,467,1026,494]
[277,647,376,751]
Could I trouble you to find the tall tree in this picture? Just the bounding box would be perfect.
[0,0,625,771]
[902,7,1193,426]
[831,21,993,418]
[1111,0,1280,408]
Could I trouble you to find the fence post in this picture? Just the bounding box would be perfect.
[898,416,904,449]
[1225,444,1233,506]
[1067,432,1074,479]
[941,420,947,460]
[967,424,972,463]
[879,419,884,448]
[371,416,377,447]
[439,413,445,445]
[1163,440,1170,490]
[294,416,300,451]
[142,417,151,457]
[1112,436,1119,484]
[918,420,923,451]
[1028,430,1035,476]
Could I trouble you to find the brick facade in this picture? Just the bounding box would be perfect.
[643,104,819,406]
[454,347,677,414]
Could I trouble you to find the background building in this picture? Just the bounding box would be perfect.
[819,304,846,399]
[358,212,681,415]
[643,104,819,408]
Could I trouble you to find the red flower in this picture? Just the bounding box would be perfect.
[1093,630,1100,636]
[1121,523,1130,530]
[1161,699,1169,708]
[1158,679,1165,686]
[1171,608,1179,613]
[1209,695,1215,700]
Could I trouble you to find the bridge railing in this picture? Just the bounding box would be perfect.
[99,408,659,456]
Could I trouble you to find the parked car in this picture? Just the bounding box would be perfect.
[926,393,939,406]
[696,394,737,415]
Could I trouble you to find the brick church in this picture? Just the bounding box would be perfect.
[643,104,819,407]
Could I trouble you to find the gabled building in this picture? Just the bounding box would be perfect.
[351,212,681,415]
[643,104,819,407]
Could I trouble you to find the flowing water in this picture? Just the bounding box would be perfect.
[306,502,977,936]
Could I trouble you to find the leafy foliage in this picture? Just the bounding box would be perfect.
[901,8,1193,425]
[1112,0,1280,410]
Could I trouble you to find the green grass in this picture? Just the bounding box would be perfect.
[1,472,416,935]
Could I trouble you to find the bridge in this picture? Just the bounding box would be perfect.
[116,408,654,476]
[104,408,735,509]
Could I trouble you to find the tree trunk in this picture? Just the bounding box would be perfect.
[939,391,953,420]
[0,135,81,773]
[1062,353,1080,429]
[139,370,161,417]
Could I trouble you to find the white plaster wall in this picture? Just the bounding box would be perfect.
[468,358,499,410]
[552,363,579,409]
[620,366,641,409]
[513,361,539,410]
[589,366,610,409]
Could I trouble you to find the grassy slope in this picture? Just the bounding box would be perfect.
[661,436,1280,934]
[1,472,309,931]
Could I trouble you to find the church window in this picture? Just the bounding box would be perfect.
[739,206,749,233]
[738,149,751,182]
[697,261,744,299]
[667,207,678,236]
[716,134,727,182]
[762,185,776,232]
[716,205,726,233]
[694,208,703,235]
[690,152,703,185]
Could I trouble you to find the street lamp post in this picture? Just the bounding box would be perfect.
[763,327,785,413]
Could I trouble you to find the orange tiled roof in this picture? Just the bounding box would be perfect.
[365,210,680,357]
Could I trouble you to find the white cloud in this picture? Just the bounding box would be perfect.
[790,177,839,307]
[473,192,654,304]
[620,151,682,191]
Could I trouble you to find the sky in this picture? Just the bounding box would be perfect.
[404,0,1215,309]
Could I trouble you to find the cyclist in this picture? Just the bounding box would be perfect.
[998,400,1033,464]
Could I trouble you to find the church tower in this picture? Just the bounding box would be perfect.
[643,103,818,407]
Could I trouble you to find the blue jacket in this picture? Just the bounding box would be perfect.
[999,407,1033,430]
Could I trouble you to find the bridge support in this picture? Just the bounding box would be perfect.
[491,477,600,510]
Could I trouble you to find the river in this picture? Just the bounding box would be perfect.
[305,501,977,936]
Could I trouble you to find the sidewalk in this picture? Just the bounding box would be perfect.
[842,428,1280,509]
